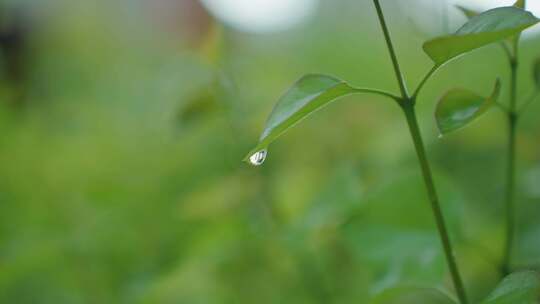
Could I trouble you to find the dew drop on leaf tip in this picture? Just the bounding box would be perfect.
[249,149,267,166]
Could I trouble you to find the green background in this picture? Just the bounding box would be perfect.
[0,0,539,303]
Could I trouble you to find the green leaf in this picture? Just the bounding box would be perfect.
[371,286,457,304]
[534,57,540,88]
[244,74,392,162]
[457,1,526,19]
[423,7,539,66]
[482,271,540,304]
[435,79,501,135]
[456,5,479,19]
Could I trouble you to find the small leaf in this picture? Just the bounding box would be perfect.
[455,5,479,19]
[244,74,385,162]
[371,286,457,304]
[482,271,540,304]
[424,7,539,66]
[436,79,501,135]
[514,0,525,9]
[533,57,540,88]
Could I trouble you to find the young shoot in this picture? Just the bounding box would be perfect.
[245,1,540,303]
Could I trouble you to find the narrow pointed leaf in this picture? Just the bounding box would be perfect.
[456,5,479,19]
[372,286,457,304]
[482,271,540,304]
[424,7,539,66]
[436,79,501,135]
[514,0,525,9]
[244,74,389,161]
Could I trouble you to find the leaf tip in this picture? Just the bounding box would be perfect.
[242,147,257,163]
[243,147,269,166]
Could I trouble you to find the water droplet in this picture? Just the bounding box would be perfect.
[249,149,267,166]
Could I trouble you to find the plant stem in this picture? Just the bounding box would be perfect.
[372,1,468,302]
[510,44,519,111]
[372,0,409,98]
[413,65,439,99]
[501,45,519,276]
[502,113,517,276]
[352,87,401,101]
[402,104,469,304]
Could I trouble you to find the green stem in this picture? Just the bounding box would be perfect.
[372,1,468,303]
[500,42,513,66]
[372,0,409,98]
[501,47,519,275]
[510,52,518,112]
[413,65,439,99]
[352,88,401,102]
[402,104,469,304]
[502,113,517,276]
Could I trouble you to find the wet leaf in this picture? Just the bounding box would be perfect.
[244,74,392,162]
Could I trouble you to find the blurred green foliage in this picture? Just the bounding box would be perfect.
[0,0,539,303]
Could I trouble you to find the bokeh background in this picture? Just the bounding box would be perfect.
[0,0,539,303]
